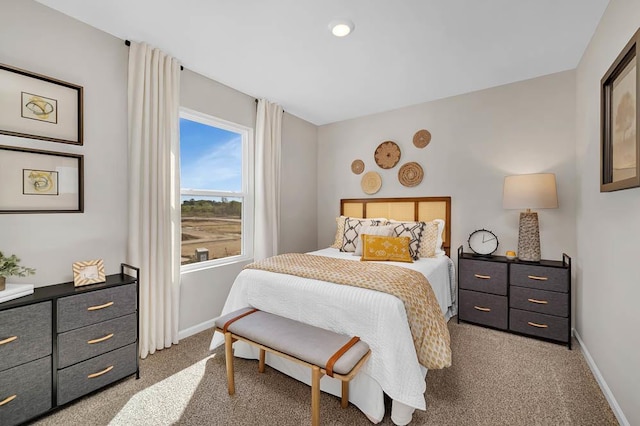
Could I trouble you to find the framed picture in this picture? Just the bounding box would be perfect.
[601,28,640,192]
[0,63,83,145]
[0,145,83,213]
[73,259,106,287]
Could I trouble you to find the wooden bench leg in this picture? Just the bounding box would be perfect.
[225,332,235,395]
[341,380,349,408]
[259,348,266,373]
[311,365,323,426]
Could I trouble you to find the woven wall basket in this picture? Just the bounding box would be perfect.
[351,159,365,174]
[361,171,382,194]
[413,129,431,148]
[398,162,424,187]
[374,141,401,169]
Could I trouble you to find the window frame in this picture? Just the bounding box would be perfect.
[179,107,254,272]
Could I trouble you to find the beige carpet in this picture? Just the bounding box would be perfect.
[32,319,617,425]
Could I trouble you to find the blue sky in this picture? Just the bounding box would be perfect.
[180,118,242,192]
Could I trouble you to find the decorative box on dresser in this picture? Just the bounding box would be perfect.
[0,264,139,426]
[457,246,572,349]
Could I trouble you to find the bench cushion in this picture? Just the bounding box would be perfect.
[215,307,370,375]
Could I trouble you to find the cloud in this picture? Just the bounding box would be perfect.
[180,135,243,192]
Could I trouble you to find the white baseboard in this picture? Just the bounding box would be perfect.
[573,328,629,426]
[178,318,216,341]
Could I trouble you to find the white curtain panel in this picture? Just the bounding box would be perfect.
[254,99,283,261]
[127,41,181,358]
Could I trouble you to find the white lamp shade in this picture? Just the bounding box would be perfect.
[503,173,558,210]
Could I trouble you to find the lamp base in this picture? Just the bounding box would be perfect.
[517,212,541,262]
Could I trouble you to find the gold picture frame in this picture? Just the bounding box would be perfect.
[601,28,640,192]
[73,259,106,287]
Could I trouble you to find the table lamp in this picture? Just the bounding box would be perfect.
[503,173,558,262]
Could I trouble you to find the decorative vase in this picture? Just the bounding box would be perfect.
[0,276,5,291]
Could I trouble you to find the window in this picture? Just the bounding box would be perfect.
[179,108,253,269]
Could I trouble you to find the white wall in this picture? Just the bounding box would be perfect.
[317,71,577,266]
[280,113,318,254]
[0,0,319,338]
[0,0,129,285]
[575,1,640,424]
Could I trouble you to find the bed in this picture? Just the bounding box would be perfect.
[210,197,457,425]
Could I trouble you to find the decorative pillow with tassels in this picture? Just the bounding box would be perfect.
[361,235,413,263]
[341,217,387,252]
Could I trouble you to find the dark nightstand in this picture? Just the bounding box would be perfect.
[457,246,572,349]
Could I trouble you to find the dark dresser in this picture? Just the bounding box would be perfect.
[457,246,571,348]
[0,264,139,425]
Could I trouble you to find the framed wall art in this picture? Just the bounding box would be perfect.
[601,28,640,192]
[73,259,106,287]
[0,63,83,145]
[0,145,83,213]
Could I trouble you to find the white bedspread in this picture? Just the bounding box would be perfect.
[210,248,456,424]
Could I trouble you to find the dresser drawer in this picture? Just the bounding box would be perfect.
[510,286,569,317]
[0,356,52,426]
[459,259,508,295]
[0,302,52,372]
[459,289,508,330]
[58,313,137,368]
[57,284,136,333]
[509,309,569,343]
[57,343,137,405]
[510,264,568,293]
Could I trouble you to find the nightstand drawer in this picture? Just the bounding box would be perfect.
[57,343,137,405]
[509,309,569,343]
[0,302,52,372]
[0,356,52,426]
[510,264,568,293]
[58,313,137,368]
[459,259,508,295]
[510,286,568,317]
[57,284,137,333]
[459,290,508,330]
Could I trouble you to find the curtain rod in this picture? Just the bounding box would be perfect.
[255,98,285,114]
[124,40,184,71]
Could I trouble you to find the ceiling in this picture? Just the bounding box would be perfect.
[36,0,609,125]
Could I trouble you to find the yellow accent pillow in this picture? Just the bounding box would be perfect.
[361,235,413,263]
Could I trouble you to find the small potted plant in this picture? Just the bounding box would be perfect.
[0,251,35,291]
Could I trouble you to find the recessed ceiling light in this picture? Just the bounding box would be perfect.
[328,19,355,37]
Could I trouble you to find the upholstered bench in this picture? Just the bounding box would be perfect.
[214,307,371,426]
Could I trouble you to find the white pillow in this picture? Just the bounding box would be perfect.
[341,217,388,252]
[354,225,394,256]
[433,219,445,256]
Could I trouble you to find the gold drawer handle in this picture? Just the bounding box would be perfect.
[0,336,18,346]
[474,274,491,279]
[87,333,114,345]
[87,301,114,311]
[473,306,491,312]
[527,275,548,281]
[0,394,17,407]
[527,322,548,328]
[527,298,548,305]
[87,365,114,379]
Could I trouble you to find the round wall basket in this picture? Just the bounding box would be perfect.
[361,171,382,194]
[351,159,365,175]
[374,141,401,169]
[398,162,424,187]
[413,129,431,148]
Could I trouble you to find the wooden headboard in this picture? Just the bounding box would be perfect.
[340,197,452,257]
